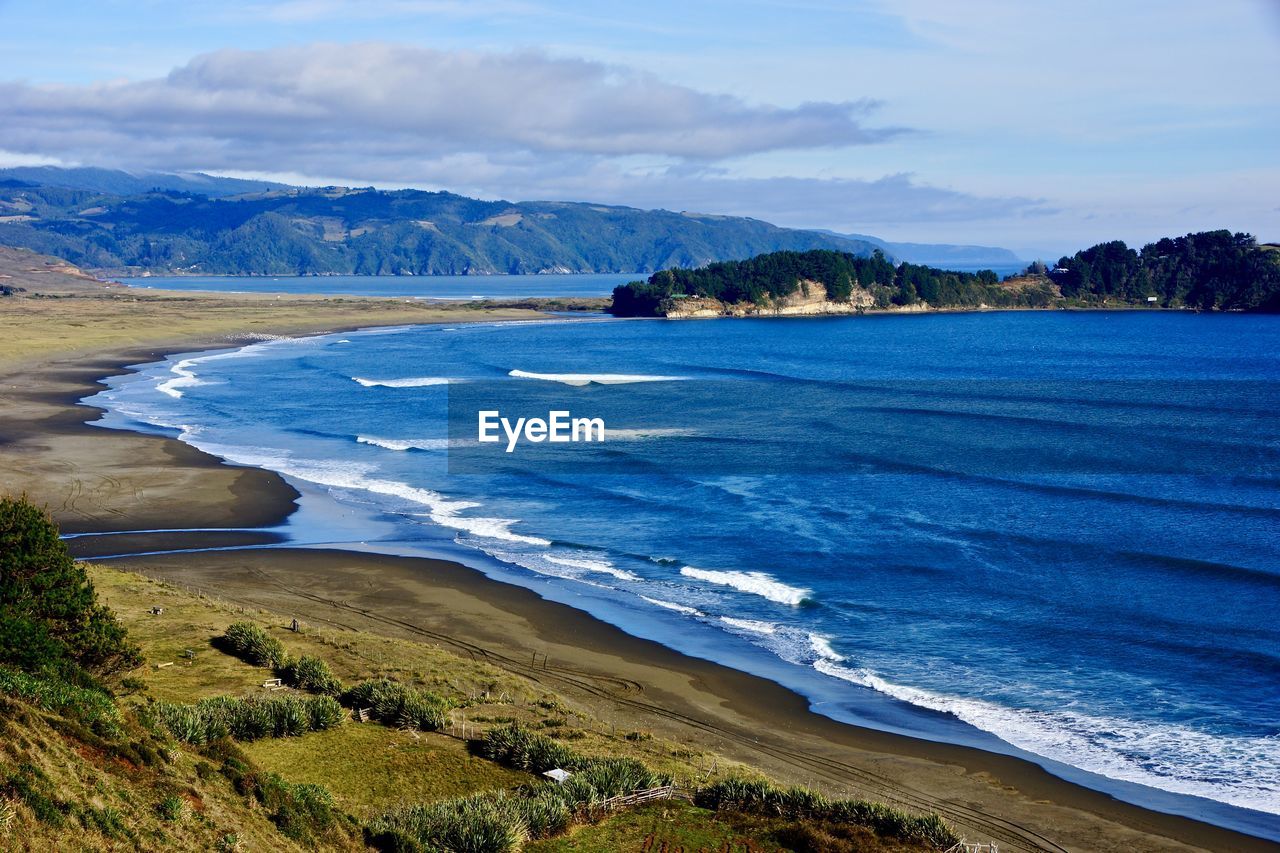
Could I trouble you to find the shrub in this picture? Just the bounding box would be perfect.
[155,695,344,744]
[368,793,530,853]
[477,722,580,773]
[0,666,122,736]
[695,778,960,849]
[157,795,187,822]
[563,757,665,804]
[282,655,341,695]
[344,679,450,731]
[369,750,665,850]
[219,622,289,669]
[82,804,129,838]
[305,695,345,730]
[155,702,207,744]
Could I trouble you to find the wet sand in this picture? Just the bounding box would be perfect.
[1,286,1275,851]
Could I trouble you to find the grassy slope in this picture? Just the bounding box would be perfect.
[0,564,941,850]
[0,694,317,851]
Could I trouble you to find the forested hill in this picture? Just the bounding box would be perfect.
[1050,230,1280,311]
[609,249,1053,316]
[0,180,877,276]
[610,231,1280,316]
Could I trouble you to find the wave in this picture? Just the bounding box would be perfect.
[157,358,201,398]
[163,439,548,547]
[508,369,687,386]
[155,343,283,398]
[352,376,454,388]
[605,428,700,441]
[680,566,811,606]
[809,633,844,662]
[720,617,779,635]
[638,596,704,616]
[543,555,640,581]
[357,435,451,452]
[814,661,1280,815]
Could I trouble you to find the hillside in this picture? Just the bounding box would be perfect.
[0,176,878,277]
[0,167,287,199]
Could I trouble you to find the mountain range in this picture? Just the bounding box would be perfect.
[0,167,1023,276]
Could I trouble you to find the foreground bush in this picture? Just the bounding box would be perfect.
[282,654,342,695]
[695,777,959,849]
[155,694,344,744]
[344,679,451,731]
[0,495,140,680]
[219,622,289,669]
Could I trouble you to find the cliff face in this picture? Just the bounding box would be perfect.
[661,279,876,318]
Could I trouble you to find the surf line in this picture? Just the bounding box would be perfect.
[477,410,605,453]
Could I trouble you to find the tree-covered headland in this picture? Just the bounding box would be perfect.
[610,230,1280,316]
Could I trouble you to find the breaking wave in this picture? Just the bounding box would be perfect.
[680,567,811,606]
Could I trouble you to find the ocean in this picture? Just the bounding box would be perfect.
[86,310,1280,837]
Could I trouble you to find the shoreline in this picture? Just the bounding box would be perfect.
[3,329,1277,851]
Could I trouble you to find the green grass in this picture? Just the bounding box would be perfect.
[526,800,785,852]
[242,724,529,817]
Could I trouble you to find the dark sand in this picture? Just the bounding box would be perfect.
[2,317,1276,852]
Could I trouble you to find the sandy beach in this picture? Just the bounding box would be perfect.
[0,266,1274,853]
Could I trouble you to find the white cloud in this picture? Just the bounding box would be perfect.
[0,41,1053,236]
[0,42,901,166]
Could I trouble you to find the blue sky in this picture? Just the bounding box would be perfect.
[2,0,1278,257]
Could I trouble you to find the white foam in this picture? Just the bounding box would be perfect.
[155,343,277,398]
[352,376,454,388]
[171,436,547,548]
[508,369,687,386]
[605,428,700,441]
[544,555,640,581]
[814,661,1280,815]
[357,436,450,452]
[808,633,844,662]
[720,617,779,635]
[680,567,811,606]
[638,596,704,617]
[156,358,200,398]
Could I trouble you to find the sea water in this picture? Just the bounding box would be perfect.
[86,311,1280,836]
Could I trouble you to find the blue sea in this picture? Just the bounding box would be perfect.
[86,311,1280,837]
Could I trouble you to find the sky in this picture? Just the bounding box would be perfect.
[2,1,1278,258]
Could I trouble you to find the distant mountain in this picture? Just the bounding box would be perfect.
[819,230,1024,268]
[0,172,880,276]
[0,166,287,199]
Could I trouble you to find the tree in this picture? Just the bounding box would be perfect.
[0,495,140,679]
